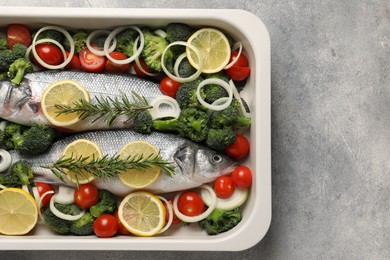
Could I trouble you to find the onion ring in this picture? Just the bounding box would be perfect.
[86,29,117,56]
[196,78,233,111]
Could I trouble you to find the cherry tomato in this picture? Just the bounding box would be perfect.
[105,51,131,74]
[93,214,118,238]
[134,58,152,78]
[214,176,235,199]
[177,191,205,217]
[159,77,181,98]
[7,24,31,48]
[74,183,99,209]
[231,165,252,189]
[35,182,54,207]
[65,50,82,70]
[34,44,64,67]
[224,133,250,160]
[114,210,131,235]
[225,51,250,81]
[79,47,106,73]
[164,198,181,225]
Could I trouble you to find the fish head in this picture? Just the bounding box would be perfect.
[173,144,237,181]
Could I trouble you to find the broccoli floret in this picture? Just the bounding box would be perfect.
[89,189,117,218]
[0,39,7,51]
[64,30,88,54]
[9,160,33,185]
[199,208,242,235]
[35,30,65,45]
[115,29,137,57]
[54,202,83,215]
[3,123,25,150]
[166,23,194,58]
[0,172,22,188]
[18,123,55,155]
[142,29,173,72]
[209,99,251,129]
[70,212,95,235]
[133,108,208,143]
[177,58,196,78]
[175,78,206,110]
[7,58,33,85]
[203,71,230,103]
[206,127,236,151]
[0,44,28,72]
[42,207,71,235]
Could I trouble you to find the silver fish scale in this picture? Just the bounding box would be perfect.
[11,130,236,196]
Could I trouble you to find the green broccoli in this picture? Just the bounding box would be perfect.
[177,58,196,78]
[199,207,242,235]
[133,108,209,143]
[206,127,236,151]
[0,39,7,51]
[165,23,194,58]
[42,207,72,235]
[115,29,138,57]
[7,58,33,85]
[4,123,55,155]
[9,160,33,185]
[0,43,28,72]
[203,71,230,104]
[64,30,88,54]
[70,212,95,235]
[209,99,251,129]
[175,78,206,110]
[34,30,65,45]
[89,189,117,218]
[0,172,22,188]
[142,29,173,72]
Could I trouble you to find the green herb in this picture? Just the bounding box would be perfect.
[43,152,175,185]
[54,91,153,126]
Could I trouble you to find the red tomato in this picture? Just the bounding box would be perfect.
[65,50,82,70]
[224,133,250,160]
[231,165,252,189]
[164,198,181,225]
[74,183,99,209]
[114,210,131,235]
[105,52,131,74]
[7,24,31,48]
[214,176,235,199]
[79,47,106,73]
[134,58,152,78]
[93,214,118,238]
[177,191,205,217]
[159,77,181,98]
[34,44,64,67]
[35,182,54,207]
[225,51,250,81]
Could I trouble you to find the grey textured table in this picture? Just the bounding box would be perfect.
[1,1,389,259]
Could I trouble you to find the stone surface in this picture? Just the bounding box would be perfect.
[1,1,389,259]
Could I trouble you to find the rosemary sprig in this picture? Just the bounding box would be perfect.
[54,91,153,126]
[43,153,175,185]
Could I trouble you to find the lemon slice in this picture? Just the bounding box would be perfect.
[41,79,90,127]
[118,191,166,236]
[62,139,103,184]
[0,188,38,235]
[186,28,231,74]
[118,141,161,188]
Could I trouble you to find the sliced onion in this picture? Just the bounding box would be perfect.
[32,186,40,202]
[154,29,167,38]
[0,149,12,173]
[173,185,217,223]
[157,196,173,234]
[0,120,7,131]
[201,186,248,211]
[22,184,29,193]
[31,25,74,69]
[134,37,159,77]
[86,29,117,56]
[54,186,75,204]
[104,26,144,65]
[230,80,251,117]
[196,78,233,111]
[173,52,188,77]
[224,42,243,70]
[49,194,85,221]
[161,41,203,83]
[0,184,7,190]
[37,190,55,222]
[149,96,181,120]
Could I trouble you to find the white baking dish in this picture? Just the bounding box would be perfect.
[0,7,271,251]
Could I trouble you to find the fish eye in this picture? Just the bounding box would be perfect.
[210,154,223,164]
